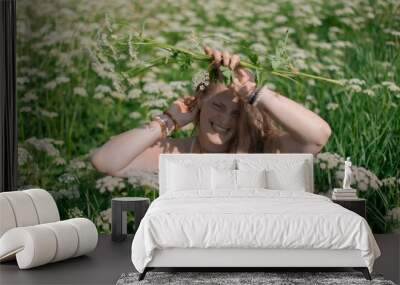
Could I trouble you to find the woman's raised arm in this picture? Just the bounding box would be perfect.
[254,87,332,154]
[90,96,199,176]
[90,119,168,176]
[204,46,332,154]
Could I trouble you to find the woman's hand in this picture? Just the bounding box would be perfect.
[165,95,199,128]
[204,46,257,101]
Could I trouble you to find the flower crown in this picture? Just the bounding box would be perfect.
[192,70,210,91]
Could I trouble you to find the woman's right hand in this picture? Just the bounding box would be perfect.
[166,95,199,128]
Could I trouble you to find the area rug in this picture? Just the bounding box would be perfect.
[116,271,395,285]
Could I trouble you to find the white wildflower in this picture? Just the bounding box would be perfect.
[95,208,112,232]
[335,169,344,180]
[275,15,288,24]
[39,108,58,118]
[348,78,366,86]
[21,92,38,102]
[348,85,362,93]
[192,70,210,91]
[73,87,88,97]
[358,182,368,191]
[100,208,112,223]
[326,102,339,111]
[128,34,137,59]
[55,75,70,84]
[54,157,66,166]
[382,81,400,92]
[143,98,167,108]
[18,146,32,166]
[95,85,112,94]
[26,137,61,157]
[127,89,141,100]
[386,207,400,221]
[20,106,32,113]
[169,81,188,92]
[69,158,86,170]
[96,176,125,193]
[147,109,163,118]
[363,89,375,97]
[129,112,142,119]
[110,91,125,100]
[67,207,85,219]
[127,169,159,189]
[94,93,105,99]
[58,173,78,184]
[381,177,399,187]
[51,187,80,200]
[45,80,57,90]
[250,43,267,54]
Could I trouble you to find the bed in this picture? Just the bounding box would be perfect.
[131,153,381,281]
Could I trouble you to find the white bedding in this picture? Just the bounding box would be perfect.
[131,190,380,273]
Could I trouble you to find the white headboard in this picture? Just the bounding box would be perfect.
[159,153,314,195]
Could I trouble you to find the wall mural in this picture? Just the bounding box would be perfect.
[16,0,399,233]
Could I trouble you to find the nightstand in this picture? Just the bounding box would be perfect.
[111,197,150,242]
[332,198,366,219]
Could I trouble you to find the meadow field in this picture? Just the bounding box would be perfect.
[16,0,399,233]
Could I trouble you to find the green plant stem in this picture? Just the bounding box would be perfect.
[132,41,342,86]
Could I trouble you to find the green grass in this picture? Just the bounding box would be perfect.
[16,0,400,233]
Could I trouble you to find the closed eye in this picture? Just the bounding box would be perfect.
[213,102,223,110]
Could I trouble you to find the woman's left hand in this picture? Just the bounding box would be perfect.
[204,46,257,101]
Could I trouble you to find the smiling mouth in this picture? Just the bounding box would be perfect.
[210,120,230,134]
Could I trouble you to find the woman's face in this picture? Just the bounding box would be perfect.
[198,83,241,148]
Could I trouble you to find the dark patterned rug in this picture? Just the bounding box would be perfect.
[116,271,396,285]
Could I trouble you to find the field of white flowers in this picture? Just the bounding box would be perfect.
[16,0,399,233]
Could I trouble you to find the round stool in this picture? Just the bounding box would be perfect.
[111,197,150,242]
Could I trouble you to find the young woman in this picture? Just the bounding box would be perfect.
[90,47,332,177]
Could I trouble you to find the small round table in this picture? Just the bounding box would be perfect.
[111,197,150,242]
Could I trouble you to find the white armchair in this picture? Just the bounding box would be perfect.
[0,188,98,269]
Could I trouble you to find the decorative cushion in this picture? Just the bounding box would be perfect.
[166,160,236,192]
[211,169,268,190]
[236,169,268,189]
[237,158,308,191]
[212,168,236,190]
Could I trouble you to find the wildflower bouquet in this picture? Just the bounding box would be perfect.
[95,19,343,92]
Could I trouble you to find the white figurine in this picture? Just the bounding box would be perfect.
[342,157,353,189]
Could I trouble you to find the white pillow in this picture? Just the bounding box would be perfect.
[236,169,268,189]
[237,159,308,191]
[167,162,211,191]
[212,168,236,190]
[211,168,268,190]
[266,167,307,191]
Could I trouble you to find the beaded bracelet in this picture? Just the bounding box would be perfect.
[152,116,168,138]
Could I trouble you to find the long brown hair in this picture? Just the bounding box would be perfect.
[186,83,280,153]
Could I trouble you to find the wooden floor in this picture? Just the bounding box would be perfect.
[0,234,134,285]
[0,234,397,285]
